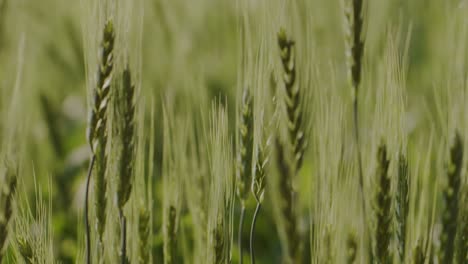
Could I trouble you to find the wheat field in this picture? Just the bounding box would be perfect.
[0,0,467,263]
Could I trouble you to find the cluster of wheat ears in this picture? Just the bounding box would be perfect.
[0,0,467,263]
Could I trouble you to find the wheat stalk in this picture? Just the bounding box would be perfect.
[164,206,178,264]
[396,153,409,262]
[0,162,17,263]
[343,0,369,256]
[249,143,268,264]
[276,28,306,263]
[374,142,392,264]
[116,67,136,264]
[274,138,300,263]
[236,87,253,264]
[439,132,463,263]
[84,19,115,263]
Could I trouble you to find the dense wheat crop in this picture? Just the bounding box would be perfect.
[0,0,467,263]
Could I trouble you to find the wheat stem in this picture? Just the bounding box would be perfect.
[84,155,95,264]
[236,88,253,264]
[119,209,128,264]
[238,205,245,264]
[85,20,115,257]
[249,202,261,264]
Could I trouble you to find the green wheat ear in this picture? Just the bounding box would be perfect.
[87,20,115,152]
[439,132,463,264]
[374,142,392,264]
[252,144,267,204]
[396,153,409,262]
[277,28,307,172]
[84,20,115,263]
[93,20,115,242]
[117,67,135,210]
[236,87,254,204]
[236,87,253,264]
[0,161,17,263]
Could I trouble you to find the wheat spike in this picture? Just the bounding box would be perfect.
[439,132,463,263]
[117,67,136,210]
[236,87,253,264]
[84,20,115,263]
[396,154,409,262]
[277,29,307,172]
[252,145,267,204]
[92,20,114,244]
[374,142,392,264]
[236,88,254,203]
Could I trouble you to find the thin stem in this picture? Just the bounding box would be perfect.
[238,205,246,264]
[250,202,261,264]
[120,209,127,264]
[85,155,96,264]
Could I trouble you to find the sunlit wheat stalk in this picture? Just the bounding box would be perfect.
[374,142,392,264]
[250,145,267,264]
[85,19,115,264]
[0,162,17,263]
[438,132,463,263]
[236,88,253,264]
